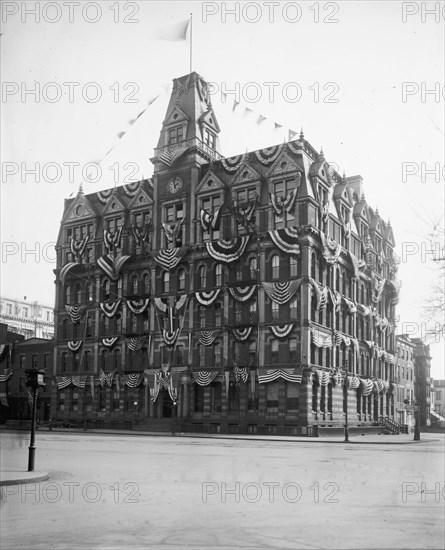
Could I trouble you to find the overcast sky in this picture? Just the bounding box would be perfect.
[1,1,444,377]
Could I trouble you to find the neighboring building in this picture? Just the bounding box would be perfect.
[52,71,402,434]
[394,334,416,430]
[0,296,54,339]
[433,379,445,423]
[412,339,434,427]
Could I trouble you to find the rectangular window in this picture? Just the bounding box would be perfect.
[210,382,222,412]
[199,345,205,367]
[266,381,279,414]
[273,178,297,228]
[194,385,204,412]
[72,392,79,411]
[286,382,299,413]
[58,392,65,411]
[23,307,28,317]
[20,355,26,369]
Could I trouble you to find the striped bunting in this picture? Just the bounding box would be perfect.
[104,227,123,251]
[197,330,219,346]
[262,280,302,305]
[192,370,219,386]
[72,376,87,388]
[319,231,341,264]
[122,373,142,387]
[232,327,253,341]
[99,369,115,387]
[269,227,301,256]
[102,337,118,348]
[347,376,361,389]
[343,297,357,314]
[160,149,173,166]
[255,145,280,165]
[97,188,113,203]
[195,289,221,306]
[200,205,223,231]
[356,304,371,316]
[232,200,256,225]
[67,340,83,352]
[162,329,180,347]
[132,224,150,246]
[333,331,343,346]
[69,236,89,259]
[123,181,140,197]
[229,284,256,302]
[374,379,386,394]
[348,251,367,279]
[387,353,396,365]
[316,369,330,387]
[97,254,131,281]
[99,300,121,318]
[233,365,249,383]
[360,378,374,396]
[371,272,386,304]
[221,154,244,173]
[65,305,86,325]
[311,329,332,348]
[56,376,72,389]
[162,220,184,243]
[126,337,145,351]
[309,278,328,310]
[59,262,78,285]
[329,289,342,311]
[332,371,345,386]
[258,368,303,384]
[205,236,250,263]
[126,298,149,315]
[269,324,294,339]
[270,188,298,217]
[0,368,13,382]
[151,247,188,270]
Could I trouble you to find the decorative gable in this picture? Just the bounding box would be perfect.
[127,188,153,210]
[196,171,226,195]
[266,151,302,179]
[64,194,96,223]
[231,162,262,187]
[198,109,220,133]
[102,191,127,216]
[163,105,189,127]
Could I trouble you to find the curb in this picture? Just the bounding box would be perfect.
[0,472,49,486]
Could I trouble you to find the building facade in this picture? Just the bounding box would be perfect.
[0,296,54,340]
[51,72,403,434]
[433,379,445,423]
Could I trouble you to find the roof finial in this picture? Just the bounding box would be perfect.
[318,147,324,160]
[299,128,304,140]
[78,183,84,196]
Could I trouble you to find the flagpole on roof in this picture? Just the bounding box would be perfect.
[189,13,193,74]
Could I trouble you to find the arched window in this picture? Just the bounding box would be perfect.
[199,306,206,328]
[162,272,170,293]
[215,302,222,327]
[144,273,150,294]
[65,285,71,305]
[199,265,207,288]
[272,255,280,279]
[178,268,185,291]
[311,252,317,280]
[75,284,82,304]
[131,275,138,295]
[249,257,257,279]
[290,256,298,277]
[215,264,222,287]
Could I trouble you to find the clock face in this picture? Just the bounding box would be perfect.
[168,177,183,194]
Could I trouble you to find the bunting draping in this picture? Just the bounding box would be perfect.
[374,379,386,394]
[255,145,281,165]
[126,298,150,315]
[126,337,145,351]
[387,353,396,365]
[232,200,256,226]
[145,370,161,402]
[0,345,9,363]
[162,329,180,347]
[258,368,303,384]
[262,279,302,305]
[197,330,220,346]
[347,376,361,389]
[97,188,113,203]
[309,279,328,309]
[56,376,71,389]
[351,338,359,358]
[97,254,131,281]
[229,285,257,302]
[329,289,342,311]
[205,236,250,263]
[270,188,298,217]
[360,378,374,396]
[99,369,115,387]
[69,236,90,259]
[59,262,78,285]
[195,289,221,306]
[154,295,187,315]
[356,304,371,316]
[311,329,333,348]
[65,305,86,325]
[200,205,223,232]
[332,371,345,386]
[364,340,375,351]
[333,331,343,346]
[232,327,253,341]
[99,300,121,318]
[316,369,330,386]
[0,368,13,382]
[268,227,301,256]
[72,376,87,388]
[123,181,140,197]
[343,297,357,314]
[162,219,185,243]
[192,370,219,386]
[385,279,401,305]
[269,324,294,339]
[370,273,386,304]
[159,147,189,167]
[233,365,249,383]
[104,227,123,251]
[221,154,245,173]
[102,337,118,348]
[151,247,188,270]
[67,340,83,352]
[132,224,150,246]
[348,251,367,279]
[319,232,341,264]
[122,373,142,387]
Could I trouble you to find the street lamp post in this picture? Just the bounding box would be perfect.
[413,402,420,441]
[343,364,349,442]
[25,365,45,471]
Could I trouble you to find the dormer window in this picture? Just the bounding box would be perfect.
[204,129,216,149]
[168,126,184,145]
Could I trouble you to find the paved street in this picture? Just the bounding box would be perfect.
[1,431,444,550]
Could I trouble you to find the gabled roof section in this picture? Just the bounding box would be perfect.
[353,198,370,223]
[196,171,226,194]
[266,151,302,179]
[308,151,333,186]
[63,190,97,224]
[102,189,127,216]
[231,162,262,187]
[383,222,395,246]
[163,105,190,127]
[198,109,221,133]
[369,210,383,236]
[127,187,153,209]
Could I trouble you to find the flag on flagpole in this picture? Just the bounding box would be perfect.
[154,19,190,41]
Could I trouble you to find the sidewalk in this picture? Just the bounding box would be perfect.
[0,470,49,486]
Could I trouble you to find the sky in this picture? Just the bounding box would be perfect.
[1,1,444,378]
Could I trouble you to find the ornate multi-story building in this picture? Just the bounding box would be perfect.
[0,296,54,340]
[51,72,403,434]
